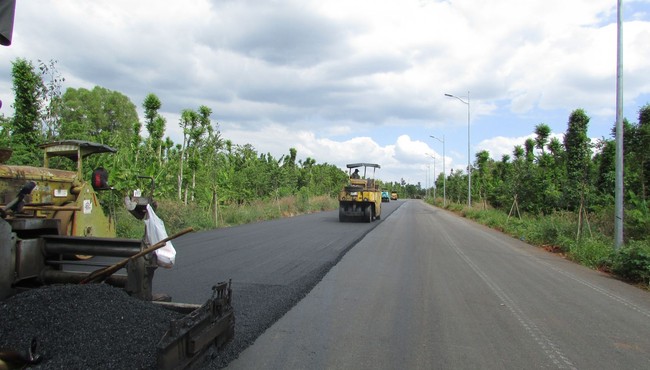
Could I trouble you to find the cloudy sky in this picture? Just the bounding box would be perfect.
[1,0,649,187]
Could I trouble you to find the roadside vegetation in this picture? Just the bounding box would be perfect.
[115,195,339,238]
[423,103,650,289]
[434,201,650,290]
[2,57,649,289]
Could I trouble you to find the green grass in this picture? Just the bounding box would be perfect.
[425,199,649,289]
[115,195,339,238]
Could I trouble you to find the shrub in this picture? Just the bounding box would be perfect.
[115,194,339,237]
[566,235,613,268]
[611,240,650,284]
[430,200,649,288]
[115,207,145,239]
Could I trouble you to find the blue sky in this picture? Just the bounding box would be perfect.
[1,0,649,187]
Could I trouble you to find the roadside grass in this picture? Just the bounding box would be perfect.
[115,195,339,239]
[425,198,649,289]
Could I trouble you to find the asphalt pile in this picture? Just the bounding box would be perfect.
[0,284,182,370]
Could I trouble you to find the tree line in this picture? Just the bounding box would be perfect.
[0,58,349,219]
[432,105,650,242]
[2,57,649,243]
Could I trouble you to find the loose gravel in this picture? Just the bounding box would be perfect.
[0,264,334,370]
[1,236,359,369]
[0,284,182,370]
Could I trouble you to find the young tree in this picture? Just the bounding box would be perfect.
[178,109,198,202]
[524,138,536,163]
[532,124,560,213]
[636,104,650,200]
[564,109,592,211]
[509,145,527,210]
[594,138,616,199]
[10,58,43,165]
[487,154,511,209]
[474,150,492,208]
[0,114,10,148]
[534,123,551,154]
[142,93,165,164]
[38,59,65,141]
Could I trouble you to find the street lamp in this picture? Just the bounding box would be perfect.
[445,91,471,208]
[429,135,446,207]
[425,153,437,201]
[422,162,429,198]
[614,0,624,249]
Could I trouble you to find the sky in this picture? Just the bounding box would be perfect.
[1,0,649,188]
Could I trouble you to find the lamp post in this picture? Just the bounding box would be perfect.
[614,0,624,249]
[445,91,471,208]
[426,164,430,198]
[429,135,446,207]
[425,153,437,201]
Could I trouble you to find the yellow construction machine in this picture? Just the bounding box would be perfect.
[0,140,234,369]
[338,163,382,222]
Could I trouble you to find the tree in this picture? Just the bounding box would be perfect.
[59,86,137,148]
[564,109,592,211]
[474,150,492,208]
[446,169,466,204]
[510,145,527,209]
[0,114,10,148]
[530,124,560,213]
[10,58,43,165]
[635,104,650,200]
[142,93,165,164]
[534,123,551,154]
[486,154,511,209]
[178,109,198,202]
[524,138,536,163]
[595,138,616,199]
[38,59,65,141]
[279,148,299,195]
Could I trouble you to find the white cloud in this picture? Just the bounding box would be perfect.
[1,0,649,187]
[477,135,535,160]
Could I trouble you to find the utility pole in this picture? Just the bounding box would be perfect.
[445,92,471,207]
[614,0,624,249]
[430,136,446,206]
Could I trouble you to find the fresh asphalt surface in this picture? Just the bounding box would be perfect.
[224,200,650,370]
[153,199,403,368]
[155,200,650,369]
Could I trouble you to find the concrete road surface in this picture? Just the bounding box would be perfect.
[227,200,650,369]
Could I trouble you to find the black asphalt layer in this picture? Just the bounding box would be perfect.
[0,284,182,369]
[226,200,650,369]
[0,200,401,369]
[154,200,404,369]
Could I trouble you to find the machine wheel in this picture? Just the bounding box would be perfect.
[339,206,346,222]
[365,205,372,223]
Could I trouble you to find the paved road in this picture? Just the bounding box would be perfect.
[227,200,650,369]
[153,199,403,368]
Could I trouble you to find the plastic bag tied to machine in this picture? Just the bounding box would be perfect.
[144,204,176,268]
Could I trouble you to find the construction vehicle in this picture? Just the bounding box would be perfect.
[338,163,382,222]
[0,140,117,239]
[381,191,390,202]
[0,140,234,369]
[391,191,398,201]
